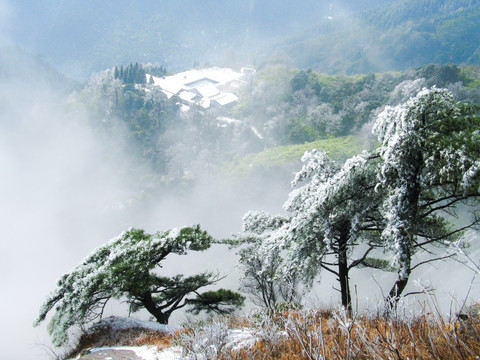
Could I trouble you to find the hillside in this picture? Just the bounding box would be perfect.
[274,0,480,74]
[218,135,366,180]
[65,307,480,360]
[69,62,480,195]
[4,0,395,79]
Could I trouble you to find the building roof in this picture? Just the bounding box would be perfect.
[147,67,253,109]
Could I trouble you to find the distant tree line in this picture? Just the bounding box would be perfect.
[114,62,146,84]
[241,63,480,146]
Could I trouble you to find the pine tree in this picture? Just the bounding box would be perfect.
[373,87,480,306]
[35,226,244,346]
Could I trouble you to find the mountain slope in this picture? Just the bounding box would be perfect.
[5,0,395,78]
[275,0,480,74]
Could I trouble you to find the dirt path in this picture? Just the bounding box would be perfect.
[78,349,144,359]
[75,346,183,360]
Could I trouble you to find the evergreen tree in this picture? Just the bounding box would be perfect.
[239,87,480,312]
[35,226,244,346]
[373,87,480,306]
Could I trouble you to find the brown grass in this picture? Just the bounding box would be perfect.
[215,308,480,360]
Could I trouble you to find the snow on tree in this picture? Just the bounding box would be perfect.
[231,211,301,311]
[238,150,388,313]
[35,226,244,346]
[283,150,387,313]
[372,87,480,305]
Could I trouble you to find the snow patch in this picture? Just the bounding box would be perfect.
[85,345,183,360]
[89,316,175,333]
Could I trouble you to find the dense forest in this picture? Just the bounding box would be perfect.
[276,0,480,73]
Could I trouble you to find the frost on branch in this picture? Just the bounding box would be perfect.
[237,86,480,311]
[238,148,384,311]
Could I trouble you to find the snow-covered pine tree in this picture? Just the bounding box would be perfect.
[238,150,388,314]
[373,87,480,306]
[35,226,244,346]
[234,211,300,311]
[238,87,480,313]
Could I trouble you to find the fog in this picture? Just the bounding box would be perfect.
[0,52,291,359]
[0,68,130,358]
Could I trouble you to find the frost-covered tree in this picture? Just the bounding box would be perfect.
[35,226,244,346]
[373,87,480,305]
[233,211,301,311]
[282,150,388,314]
[238,150,388,314]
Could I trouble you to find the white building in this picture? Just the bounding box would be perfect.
[147,67,255,109]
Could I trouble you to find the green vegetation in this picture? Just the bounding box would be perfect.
[114,62,146,84]
[76,61,480,189]
[219,136,365,179]
[462,65,480,89]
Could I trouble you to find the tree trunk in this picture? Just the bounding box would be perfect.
[386,228,411,310]
[386,131,423,310]
[141,293,170,324]
[338,224,352,316]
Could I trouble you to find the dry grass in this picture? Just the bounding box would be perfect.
[176,305,480,360]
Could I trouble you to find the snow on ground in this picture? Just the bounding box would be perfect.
[72,317,259,360]
[250,126,264,139]
[79,346,183,360]
[226,328,257,351]
[155,347,184,360]
[90,316,175,333]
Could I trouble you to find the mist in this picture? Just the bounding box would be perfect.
[0,53,292,359]
[0,61,135,358]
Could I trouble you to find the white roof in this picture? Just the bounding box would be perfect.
[178,91,198,102]
[199,98,211,108]
[147,67,251,108]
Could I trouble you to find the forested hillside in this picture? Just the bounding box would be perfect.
[276,0,480,73]
[4,0,395,78]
